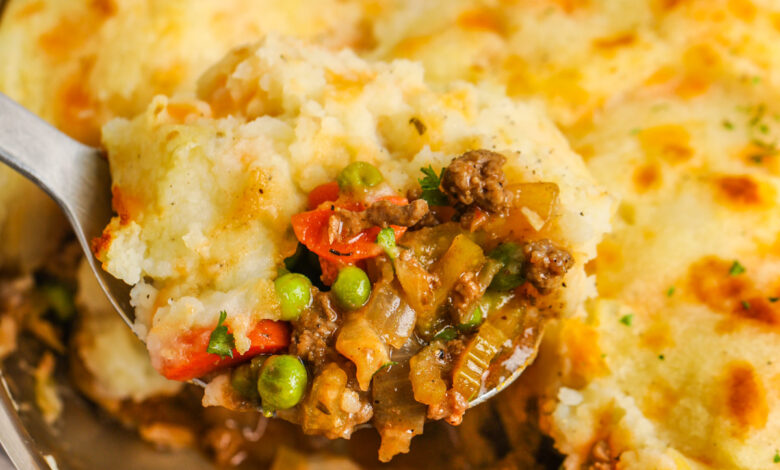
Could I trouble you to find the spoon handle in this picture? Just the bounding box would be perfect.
[0,92,111,240]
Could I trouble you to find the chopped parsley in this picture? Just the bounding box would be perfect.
[418,165,448,206]
[375,361,399,375]
[619,314,634,326]
[750,103,767,127]
[741,300,751,310]
[748,138,779,164]
[376,227,399,260]
[774,450,780,463]
[769,297,779,303]
[729,260,746,276]
[434,325,459,342]
[666,286,676,297]
[722,120,734,130]
[206,311,235,359]
[658,354,665,360]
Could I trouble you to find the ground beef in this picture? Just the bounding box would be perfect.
[441,150,512,214]
[328,199,432,242]
[289,292,340,370]
[522,239,574,293]
[328,208,370,244]
[366,199,430,228]
[451,271,482,324]
[585,440,616,470]
[427,389,468,426]
[423,339,468,425]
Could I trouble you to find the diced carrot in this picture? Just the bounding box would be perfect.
[159,320,290,381]
[307,182,340,210]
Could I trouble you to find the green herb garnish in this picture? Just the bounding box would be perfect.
[774,450,780,463]
[658,354,665,360]
[434,325,459,342]
[741,300,751,310]
[769,297,779,303]
[722,120,734,130]
[375,361,400,375]
[729,260,746,276]
[619,314,634,326]
[666,286,675,297]
[207,311,235,359]
[418,165,448,206]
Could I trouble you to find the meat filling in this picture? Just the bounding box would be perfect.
[328,199,432,242]
[451,271,482,324]
[289,292,341,370]
[441,150,513,214]
[523,239,574,293]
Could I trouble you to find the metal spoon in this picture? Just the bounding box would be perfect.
[0,93,134,329]
[0,92,532,407]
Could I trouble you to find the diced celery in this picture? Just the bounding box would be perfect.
[416,234,485,337]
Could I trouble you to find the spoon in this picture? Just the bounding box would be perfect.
[0,92,533,408]
[0,93,134,328]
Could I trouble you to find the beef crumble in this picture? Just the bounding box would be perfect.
[366,199,430,228]
[585,440,617,470]
[289,292,341,370]
[441,150,513,214]
[328,208,369,244]
[523,239,574,293]
[426,339,468,425]
[451,271,482,324]
[328,199,432,242]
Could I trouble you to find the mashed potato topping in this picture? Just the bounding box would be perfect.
[94,36,612,452]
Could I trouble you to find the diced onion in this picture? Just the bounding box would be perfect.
[336,315,390,391]
[364,281,416,349]
[372,341,426,462]
[300,363,367,439]
[408,341,447,406]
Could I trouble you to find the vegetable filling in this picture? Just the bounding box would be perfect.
[208,150,573,461]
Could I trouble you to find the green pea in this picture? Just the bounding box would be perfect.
[337,161,384,191]
[458,305,483,331]
[231,363,259,400]
[488,242,525,291]
[274,273,312,321]
[332,266,371,310]
[40,282,75,322]
[257,355,308,411]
